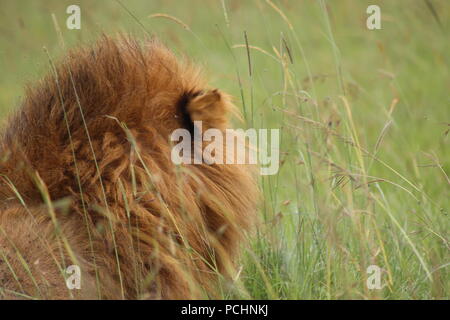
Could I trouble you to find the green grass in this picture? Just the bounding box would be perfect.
[0,0,448,299]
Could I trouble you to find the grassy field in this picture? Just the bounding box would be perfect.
[0,0,448,299]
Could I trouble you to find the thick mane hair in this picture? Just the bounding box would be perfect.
[0,35,258,299]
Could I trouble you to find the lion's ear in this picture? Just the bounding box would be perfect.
[185,89,236,131]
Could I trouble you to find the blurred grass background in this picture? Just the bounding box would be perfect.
[0,0,448,299]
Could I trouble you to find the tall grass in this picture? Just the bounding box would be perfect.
[0,0,448,299]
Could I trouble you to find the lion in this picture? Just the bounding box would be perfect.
[0,35,258,299]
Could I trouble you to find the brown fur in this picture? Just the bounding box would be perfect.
[0,35,258,299]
